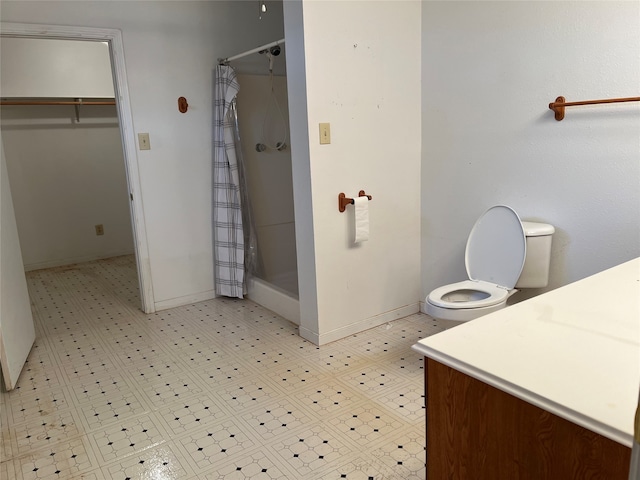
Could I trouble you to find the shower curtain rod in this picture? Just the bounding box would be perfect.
[218,38,285,64]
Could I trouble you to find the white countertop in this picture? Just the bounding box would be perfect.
[413,258,640,447]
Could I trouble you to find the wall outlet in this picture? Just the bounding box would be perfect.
[95,224,104,236]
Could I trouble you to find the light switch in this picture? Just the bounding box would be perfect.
[138,133,151,150]
[319,123,331,145]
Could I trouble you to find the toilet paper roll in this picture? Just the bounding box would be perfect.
[354,196,369,243]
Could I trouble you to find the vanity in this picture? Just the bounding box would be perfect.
[413,258,639,479]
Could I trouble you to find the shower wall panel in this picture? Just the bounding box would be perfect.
[236,74,298,296]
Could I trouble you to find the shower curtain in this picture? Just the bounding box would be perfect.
[213,65,245,298]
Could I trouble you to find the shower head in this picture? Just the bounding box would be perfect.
[270,45,281,56]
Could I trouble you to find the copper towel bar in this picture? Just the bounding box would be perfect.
[549,96,640,121]
[338,190,372,213]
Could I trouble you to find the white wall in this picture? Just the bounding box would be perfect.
[285,1,422,344]
[1,37,114,98]
[236,74,297,295]
[1,1,285,309]
[1,105,134,270]
[421,2,640,303]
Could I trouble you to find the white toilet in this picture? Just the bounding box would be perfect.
[426,205,554,322]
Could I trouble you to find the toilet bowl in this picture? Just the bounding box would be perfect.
[426,205,554,322]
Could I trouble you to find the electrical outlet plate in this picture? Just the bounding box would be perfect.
[95,224,104,236]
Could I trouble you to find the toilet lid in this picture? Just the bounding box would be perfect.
[465,205,526,289]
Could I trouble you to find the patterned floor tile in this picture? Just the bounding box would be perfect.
[66,373,133,406]
[383,349,427,380]
[136,372,204,409]
[264,361,332,393]
[121,357,186,385]
[1,256,449,479]
[70,469,106,479]
[55,343,112,368]
[294,343,369,373]
[240,398,313,441]
[326,404,405,449]
[101,443,193,479]
[201,448,294,479]
[270,424,352,478]
[12,435,97,480]
[375,381,426,421]
[10,409,83,457]
[337,364,404,396]
[214,377,285,411]
[78,390,151,432]
[1,456,17,480]
[363,427,426,480]
[8,363,64,398]
[1,422,14,462]
[87,414,167,464]
[111,343,172,366]
[294,379,364,417]
[312,455,403,480]
[192,359,257,389]
[156,392,231,436]
[57,355,122,384]
[174,419,256,474]
[5,386,72,426]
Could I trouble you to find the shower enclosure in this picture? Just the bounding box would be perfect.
[222,43,299,323]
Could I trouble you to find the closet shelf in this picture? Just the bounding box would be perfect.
[0,98,115,106]
[1,98,116,122]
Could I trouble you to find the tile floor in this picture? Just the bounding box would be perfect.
[1,256,452,479]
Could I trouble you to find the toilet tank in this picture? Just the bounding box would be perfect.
[515,221,555,288]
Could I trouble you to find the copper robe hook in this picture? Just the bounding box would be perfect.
[178,97,188,113]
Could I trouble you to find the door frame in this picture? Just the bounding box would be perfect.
[0,22,155,313]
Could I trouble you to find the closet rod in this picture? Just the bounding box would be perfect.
[549,95,640,121]
[0,100,115,106]
[218,38,285,64]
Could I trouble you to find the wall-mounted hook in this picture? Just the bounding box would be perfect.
[178,97,188,113]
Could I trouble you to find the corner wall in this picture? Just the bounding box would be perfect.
[421,1,640,303]
[286,1,422,344]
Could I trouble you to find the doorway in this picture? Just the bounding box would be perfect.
[0,23,154,313]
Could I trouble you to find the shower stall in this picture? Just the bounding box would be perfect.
[216,41,300,324]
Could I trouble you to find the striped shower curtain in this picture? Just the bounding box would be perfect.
[213,65,244,298]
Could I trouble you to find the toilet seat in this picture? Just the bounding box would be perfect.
[427,280,508,309]
[465,205,526,288]
[426,205,527,320]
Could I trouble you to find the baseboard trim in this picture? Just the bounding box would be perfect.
[154,290,216,311]
[24,251,135,272]
[419,300,428,314]
[301,303,420,346]
[299,326,319,345]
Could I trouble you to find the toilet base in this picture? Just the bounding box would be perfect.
[425,299,507,322]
